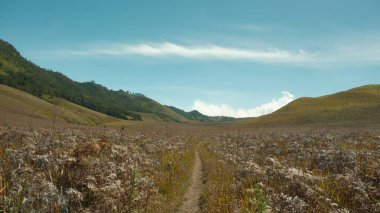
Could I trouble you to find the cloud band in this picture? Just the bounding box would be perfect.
[192,91,295,118]
[63,42,310,64]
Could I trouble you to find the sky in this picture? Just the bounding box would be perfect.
[1,0,380,117]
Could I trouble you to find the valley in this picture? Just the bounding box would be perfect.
[0,24,379,212]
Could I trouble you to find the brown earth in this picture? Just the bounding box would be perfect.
[179,151,203,213]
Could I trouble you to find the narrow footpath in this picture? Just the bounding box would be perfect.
[179,151,203,213]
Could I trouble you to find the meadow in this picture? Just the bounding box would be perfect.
[0,120,379,212]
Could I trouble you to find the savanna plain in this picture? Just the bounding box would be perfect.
[0,118,379,213]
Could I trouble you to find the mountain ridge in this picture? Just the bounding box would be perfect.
[167,106,238,122]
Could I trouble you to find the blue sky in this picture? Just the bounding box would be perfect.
[1,0,380,117]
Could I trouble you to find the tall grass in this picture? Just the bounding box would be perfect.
[0,173,5,213]
[0,144,8,212]
[199,142,270,212]
[156,140,196,212]
[199,143,236,212]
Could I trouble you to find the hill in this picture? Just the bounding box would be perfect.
[243,85,380,126]
[0,83,133,126]
[167,106,237,122]
[0,39,198,123]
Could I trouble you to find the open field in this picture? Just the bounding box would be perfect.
[0,117,379,212]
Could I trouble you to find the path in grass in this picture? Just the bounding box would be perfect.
[179,151,203,213]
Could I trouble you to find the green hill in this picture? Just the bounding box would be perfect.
[0,39,194,123]
[0,83,133,126]
[243,85,380,126]
[167,106,237,122]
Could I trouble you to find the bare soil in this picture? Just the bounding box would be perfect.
[179,151,203,213]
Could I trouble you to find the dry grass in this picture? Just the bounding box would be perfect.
[0,120,378,212]
[198,129,380,212]
[0,123,196,212]
[156,141,196,211]
[199,142,271,213]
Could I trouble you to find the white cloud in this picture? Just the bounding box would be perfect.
[192,91,295,118]
[61,42,311,64]
[52,33,380,66]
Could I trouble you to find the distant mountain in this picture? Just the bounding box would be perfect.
[0,39,220,123]
[242,85,380,126]
[167,106,237,122]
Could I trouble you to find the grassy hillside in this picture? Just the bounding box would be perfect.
[243,85,380,126]
[0,39,191,122]
[0,83,133,126]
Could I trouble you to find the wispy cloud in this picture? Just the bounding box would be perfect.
[51,32,380,66]
[60,42,311,64]
[320,38,380,65]
[192,91,295,118]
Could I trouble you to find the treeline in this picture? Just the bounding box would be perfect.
[167,106,237,122]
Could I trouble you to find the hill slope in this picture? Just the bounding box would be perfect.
[0,39,193,122]
[167,106,237,122]
[244,85,380,126]
[0,84,130,125]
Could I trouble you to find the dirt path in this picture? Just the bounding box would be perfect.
[179,151,203,213]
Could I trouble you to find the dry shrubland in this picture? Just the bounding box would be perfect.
[199,129,380,212]
[0,122,379,212]
[0,123,194,212]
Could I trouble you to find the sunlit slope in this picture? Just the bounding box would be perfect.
[244,85,380,126]
[0,84,129,125]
